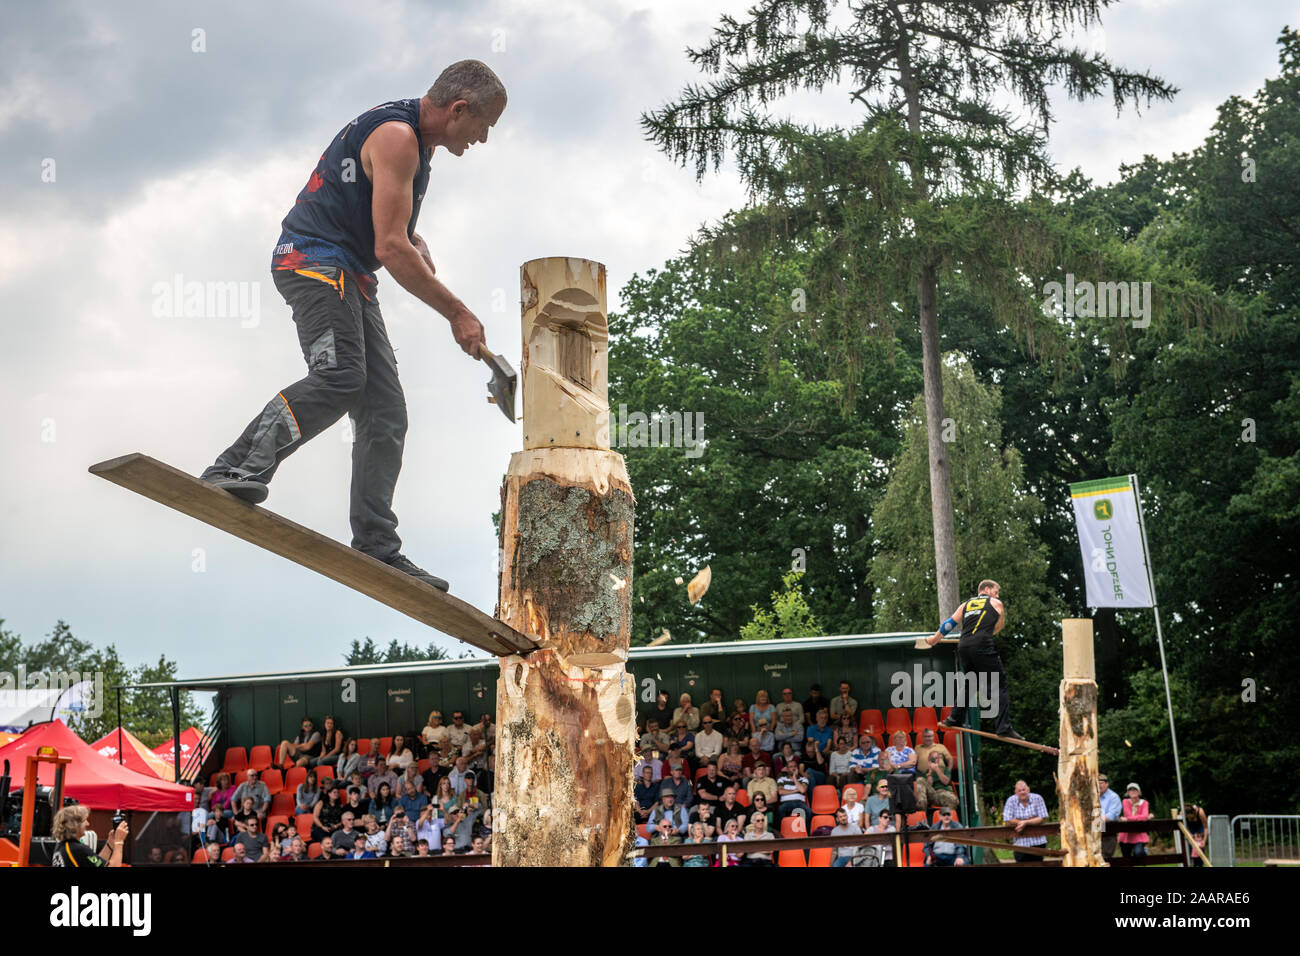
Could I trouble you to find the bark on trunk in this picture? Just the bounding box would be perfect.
[1058,679,1105,866]
[918,264,959,619]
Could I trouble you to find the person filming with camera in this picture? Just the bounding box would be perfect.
[51,805,128,868]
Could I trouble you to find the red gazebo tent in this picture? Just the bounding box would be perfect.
[89,727,177,781]
[152,726,214,774]
[0,720,193,811]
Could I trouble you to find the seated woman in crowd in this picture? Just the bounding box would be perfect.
[370,781,397,826]
[740,813,776,866]
[729,698,750,729]
[284,836,307,861]
[295,769,321,816]
[311,715,344,769]
[361,813,388,854]
[716,817,744,866]
[335,738,364,781]
[748,791,775,832]
[717,740,745,787]
[209,772,237,819]
[865,779,892,829]
[430,775,458,817]
[668,722,696,770]
[386,734,415,773]
[834,713,857,750]
[270,820,294,857]
[748,690,776,731]
[725,711,750,750]
[774,742,799,776]
[682,821,713,867]
[310,784,345,842]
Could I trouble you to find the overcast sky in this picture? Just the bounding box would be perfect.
[2,0,1296,683]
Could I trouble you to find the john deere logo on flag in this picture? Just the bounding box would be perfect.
[1094,499,1113,521]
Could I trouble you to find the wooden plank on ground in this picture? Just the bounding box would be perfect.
[89,453,536,657]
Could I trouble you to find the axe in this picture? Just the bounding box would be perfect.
[478,343,517,423]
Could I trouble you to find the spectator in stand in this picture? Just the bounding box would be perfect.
[647,787,690,836]
[647,816,683,867]
[715,785,747,830]
[691,802,718,839]
[774,742,799,776]
[429,775,457,816]
[463,726,488,771]
[747,762,777,806]
[662,746,691,782]
[751,718,775,753]
[203,842,223,864]
[311,715,344,769]
[668,722,696,770]
[386,734,415,773]
[229,842,254,864]
[717,817,744,866]
[1183,803,1208,867]
[831,807,862,867]
[634,765,660,823]
[661,764,693,807]
[448,756,473,798]
[368,760,399,799]
[209,771,237,818]
[828,736,856,789]
[234,814,270,862]
[370,781,396,826]
[421,709,450,758]
[446,804,482,852]
[633,742,663,782]
[232,795,259,833]
[285,836,307,861]
[346,843,376,860]
[344,785,369,819]
[927,808,968,866]
[269,820,292,856]
[775,762,810,823]
[387,835,409,858]
[317,835,335,861]
[398,780,429,817]
[683,821,712,867]
[741,735,773,785]
[694,715,725,766]
[362,814,388,855]
[673,692,701,732]
[865,779,892,830]
[870,811,897,866]
[639,718,671,755]
[477,712,495,748]
[434,834,455,856]
[233,768,271,820]
[469,834,488,857]
[749,791,775,832]
[724,711,751,750]
[696,764,728,806]
[775,687,804,727]
[398,763,425,796]
[886,730,917,777]
[915,727,951,772]
[806,708,834,757]
[717,742,745,788]
[1120,783,1150,858]
[1098,773,1122,858]
[277,717,322,769]
[310,785,345,841]
[331,811,361,856]
[700,688,727,725]
[774,709,804,752]
[415,805,442,850]
[841,784,866,828]
[415,839,432,857]
[729,698,751,729]
[829,681,858,722]
[833,713,858,750]
[387,804,418,850]
[850,733,884,787]
[362,737,384,776]
[1003,780,1050,862]
[335,738,365,780]
[446,711,472,753]
[916,749,959,810]
[749,690,776,730]
[802,684,829,724]
[740,812,776,866]
[800,738,827,788]
[461,773,487,815]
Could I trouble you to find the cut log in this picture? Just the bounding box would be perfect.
[1058,618,1106,866]
[493,257,636,867]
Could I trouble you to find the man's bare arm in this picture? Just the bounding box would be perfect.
[992,597,1006,634]
[363,122,484,355]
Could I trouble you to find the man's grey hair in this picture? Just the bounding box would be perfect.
[428,60,507,113]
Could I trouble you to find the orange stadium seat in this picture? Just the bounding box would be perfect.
[932,809,959,826]
[841,782,866,804]
[294,813,314,841]
[735,789,750,807]
[810,814,836,832]
[271,792,295,817]
[859,710,884,736]
[231,769,249,787]
[222,747,247,774]
[260,768,283,795]
[810,785,839,815]
[379,737,393,756]
[248,745,273,771]
[221,847,235,862]
[284,766,308,792]
[778,850,807,867]
[191,848,207,864]
[912,707,939,733]
[885,708,912,737]
[307,842,325,859]
[357,738,371,755]
[808,847,833,867]
[780,816,806,838]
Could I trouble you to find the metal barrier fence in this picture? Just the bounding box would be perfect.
[1229,814,1300,867]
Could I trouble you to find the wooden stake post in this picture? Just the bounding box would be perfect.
[1058,618,1105,866]
[493,257,636,867]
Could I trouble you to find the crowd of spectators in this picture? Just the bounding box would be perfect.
[191,709,494,863]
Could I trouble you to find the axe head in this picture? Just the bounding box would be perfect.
[479,346,517,423]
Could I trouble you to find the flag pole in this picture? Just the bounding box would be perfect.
[1132,475,1186,817]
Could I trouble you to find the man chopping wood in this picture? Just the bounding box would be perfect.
[199,61,506,592]
[926,579,1024,742]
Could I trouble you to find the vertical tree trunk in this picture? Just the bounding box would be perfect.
[919,265,960,620]
[492,258,636,867]
[1058,618,1105,866]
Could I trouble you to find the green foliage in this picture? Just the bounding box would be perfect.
[344,637,456,665]
[0,618,200,743]
[739,571,821,642]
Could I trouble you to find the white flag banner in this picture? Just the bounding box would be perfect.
[1069,474,1155,608]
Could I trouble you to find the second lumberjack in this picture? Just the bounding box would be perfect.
[925,579,1026,743]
